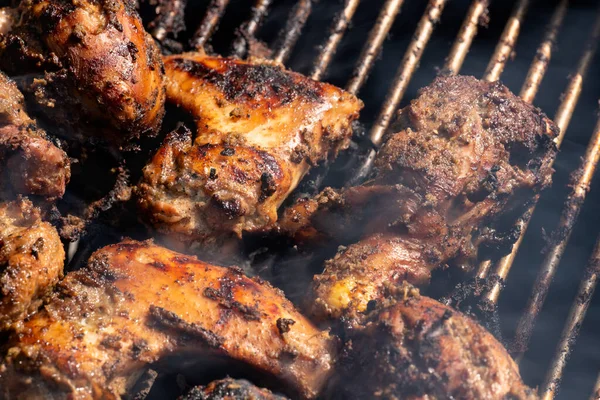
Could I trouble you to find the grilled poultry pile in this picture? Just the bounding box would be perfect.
[0,1,560,399]
[281,76,557,323]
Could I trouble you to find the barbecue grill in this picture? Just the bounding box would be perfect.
[53,0,600,398]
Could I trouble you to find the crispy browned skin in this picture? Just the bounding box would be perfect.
[180,378,288,400]
[137,52,362,245]
[280,76,558,321]
[0,0,166,144]
[0,72,70,200]
[334,286,538,400]
[0,240,336,399]
[0,198,64,331]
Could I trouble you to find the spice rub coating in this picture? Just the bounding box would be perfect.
[281,76,558,322]
[180,378,288,400]
[0,0,166,144]
[335,286,538,400]
[137,52,362,245]
[0,72,70,200]
[0,198,64,331]
[0,240,336,399]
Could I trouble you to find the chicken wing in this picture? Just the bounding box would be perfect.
[0,240,336,399]
[333,285,537,399]
[0,0,166,144]
[137,52,362,246]
[180,378,288,400]
[0,71,70,200]
[0,197,64,331]
[280,76,558,322]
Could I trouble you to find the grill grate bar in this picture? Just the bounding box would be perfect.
[191,0,231,49]
[482,0,529,82]
[345,0,405,95]
[512,108,600,360]
[230,0,273,58]
[479,10,600,305]
[272,0,313,64]
[540,233,600,400]
[519,0,568,103]
[310,0,361,80]
[443,0,490,75]
[351,0,448,184]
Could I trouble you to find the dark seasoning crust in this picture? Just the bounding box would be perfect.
[137,52,362,249]
[0,0,166,145]
[171,57,324,108]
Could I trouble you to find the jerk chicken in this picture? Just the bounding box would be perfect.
[0,71,70,200]
[180,378,288,400]
[0,197,64,331]
[0,0,166,145]
[279,75,558,322]
[0,240,336,399]
[137,52,362,246]
[333,284,537,400]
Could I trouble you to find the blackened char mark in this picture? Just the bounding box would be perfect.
[171,58,324,107]
[147,305,224,348]
[203,285,262,322]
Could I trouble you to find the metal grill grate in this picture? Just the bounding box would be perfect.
[144,1,600,398]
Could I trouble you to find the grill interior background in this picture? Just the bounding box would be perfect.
[69,0,600,398]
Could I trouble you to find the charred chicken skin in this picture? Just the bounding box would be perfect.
[0,72,70,200]
[279,76,558,322]
[137,52,362,245]
[0,240,336,399]
[180,378,288,400]
[334,285,537,400]
[0,197,64,331]
[0,0,166,144]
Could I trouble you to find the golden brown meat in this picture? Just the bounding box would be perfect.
[0,72,70,200]
[0,198,64,331]
[137,52,362,245]
[333,285,538,400]
[180,378,288,400]
[0,240,336,399]
[280,76,558,322]
[311,234,432,322]
[0,0,166,144]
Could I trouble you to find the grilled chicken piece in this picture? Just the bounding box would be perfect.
[137,52,362,245]
[334,285,538,400]
[0,240,336,399]
[180,378,288,400]
[280,76,558,322]
[0,198,64,331]
[0,0,166,144]
[311,234,432,322]
[0,72,70,200]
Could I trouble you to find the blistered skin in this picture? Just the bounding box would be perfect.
[0,240,336,399]
[0,0,166,144]
[0,198,64,330]
[0,72,70,200]
[180,378,288,400]
[280,76,558,322]
[137,52,362,244]
[335,288,538,400]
